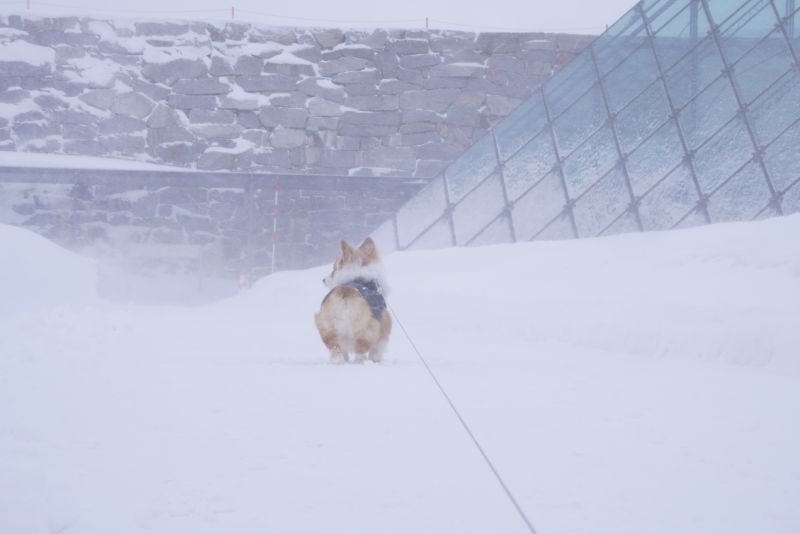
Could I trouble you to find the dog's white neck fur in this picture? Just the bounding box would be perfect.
[331,261,390,296]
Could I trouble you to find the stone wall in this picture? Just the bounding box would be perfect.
[0,166,423,275]
[0,14,593,178]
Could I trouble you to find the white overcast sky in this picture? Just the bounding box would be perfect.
[6,0,635,34]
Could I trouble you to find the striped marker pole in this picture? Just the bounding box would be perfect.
[271,175,280,274]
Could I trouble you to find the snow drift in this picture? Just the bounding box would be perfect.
[1,216,799,534]
[0,223,98,315]
[383,214,800,373]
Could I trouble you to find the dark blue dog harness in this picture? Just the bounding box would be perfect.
[322,278,386,320]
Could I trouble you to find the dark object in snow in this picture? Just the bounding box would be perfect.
[321,278,386,320]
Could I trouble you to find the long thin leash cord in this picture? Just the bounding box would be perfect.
[387,302,540,534]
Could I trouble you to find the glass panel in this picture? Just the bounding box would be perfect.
[532,211,575,241]
[678,75,738,150]
[553,83,607,154]
[593,8,649,76]
[753,203,780,219]
[638,163,700,229]
[452,172,506,245]
[605,4,648,37]
[370,217,397,254]
[563,126,619,197]
[732,29,796,104]
[445,135,498,204]
[693,117,754,192]
[718,0,778,64]
[645,0,691,34]
[653,2,711,71]
[600,210,641,236]
[665,37,725,109]
[495,93,547,161]
[573,166,631,237]
[395,176,448,248]
[782,177,800,214]
[604,46,660,113]
[469,214,513,247]
[616,82,672,154]
[407,215,453,251]
[544,53,596,119]
[707,0,761,28]
[750,69,800,145]
[511,170,566,241]
[707,159,772,221]
[764,119,800,191]
[673,204,709,228]
[503,129,557,201]
[627,121,685,194]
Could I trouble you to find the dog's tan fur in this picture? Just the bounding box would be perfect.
[314,237,392,364]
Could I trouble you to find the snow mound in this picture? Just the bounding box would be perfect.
[379,214,800,373]
[0,224,98,315]
[0,150,193,171]
[2,215,799,369]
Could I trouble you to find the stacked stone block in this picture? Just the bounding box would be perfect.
[0,14,593,177]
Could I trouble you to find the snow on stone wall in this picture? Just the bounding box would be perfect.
[0,14,593,177]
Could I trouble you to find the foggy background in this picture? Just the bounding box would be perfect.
[1,0,630,33]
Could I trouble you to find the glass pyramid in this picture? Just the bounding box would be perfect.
[373,0,800,251]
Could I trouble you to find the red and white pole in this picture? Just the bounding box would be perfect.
[271,176,280,274]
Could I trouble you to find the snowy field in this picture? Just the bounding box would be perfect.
[1,216,799,534]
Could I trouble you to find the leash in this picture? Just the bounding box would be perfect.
[387,302,540,534]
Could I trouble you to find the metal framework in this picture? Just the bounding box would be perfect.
[372,0,800,252]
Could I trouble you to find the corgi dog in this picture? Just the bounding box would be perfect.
[314,237,392,364]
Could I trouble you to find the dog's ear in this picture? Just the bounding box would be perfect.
[340,240,353,259]
[358,237,377,259]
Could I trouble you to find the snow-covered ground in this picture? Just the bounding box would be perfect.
[1,216,799,534]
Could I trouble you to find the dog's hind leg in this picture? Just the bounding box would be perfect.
[368,341,386,363]
[330,346,348,364]
[370,312,391,363]
[353,338,372,364]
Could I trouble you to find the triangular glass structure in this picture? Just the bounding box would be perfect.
[374,0,800,252]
